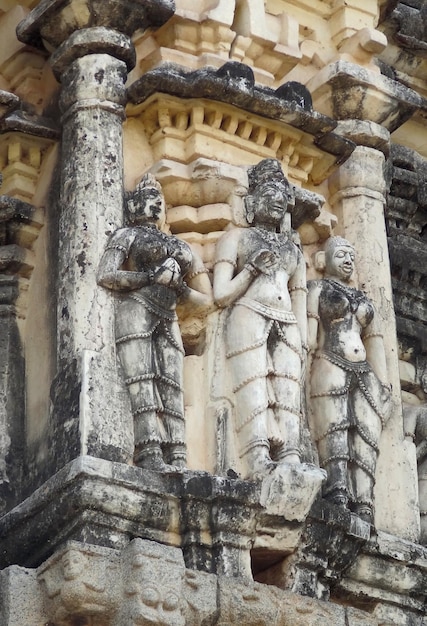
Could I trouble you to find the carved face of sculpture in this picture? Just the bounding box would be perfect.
[250,183,288,227]
[129,188,166,227]
[126,583,184,626]
[62,549,86,580]
[325,242,355,282]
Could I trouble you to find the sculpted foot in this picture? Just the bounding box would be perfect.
[243,445,277,480]
[165,444,187,471]
[325,489,349,508]
[353,503,374,524]
[134,443,169,471]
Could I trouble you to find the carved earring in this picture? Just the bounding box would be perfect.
[245,196,255,224]
[314,251,326,272]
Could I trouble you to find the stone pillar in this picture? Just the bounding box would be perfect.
[0,276,24,514]
[0,193,37,513]
[328,122,419,540]
[16,0,176,475]
[47,28,136,469]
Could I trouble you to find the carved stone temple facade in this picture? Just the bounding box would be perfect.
[1,0,427,624]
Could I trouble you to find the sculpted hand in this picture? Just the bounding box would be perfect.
[153,258,182,287]
[249,249,278,275]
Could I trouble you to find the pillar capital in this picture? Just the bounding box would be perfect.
[333,120,390,157]
[50,27,135,80]
[16,0,175,51]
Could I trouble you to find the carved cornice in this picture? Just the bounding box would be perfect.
[308,60,426,132]
[128,62,355,185]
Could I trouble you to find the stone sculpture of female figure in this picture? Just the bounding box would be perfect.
[97,174,212,470]
[307,237,391,522]
[213,158,307,480]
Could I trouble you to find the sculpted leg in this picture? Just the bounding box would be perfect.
[269,324,302,464]
[349,387,382,522]
[309,357,351,502]
[117,337,165,468]
[310,395,350,504]
[155,322,186,469]
[228,340,276,479]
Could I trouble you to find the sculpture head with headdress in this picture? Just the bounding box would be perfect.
[324,236,355,282]
[244,159,291,232]
[126,173,165,228]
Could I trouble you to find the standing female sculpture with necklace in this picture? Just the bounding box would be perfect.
[307,237,391,523]
[97,174,212,470]
[213,159,307,480]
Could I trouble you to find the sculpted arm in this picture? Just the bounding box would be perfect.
[362,313,388,385]
[96,230,152,292]
[213,229,266,308]
[179,249,213,313]
[307,281,321,353]
[289,249,307,347]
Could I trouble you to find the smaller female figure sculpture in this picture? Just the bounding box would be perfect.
[213,158,307,480]
[307,237,391,522]
[97,174,212,470]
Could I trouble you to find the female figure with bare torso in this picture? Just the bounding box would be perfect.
[213,159,307,480]
[307,237,391,522]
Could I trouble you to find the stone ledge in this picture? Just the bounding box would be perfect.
[0,537,383,626]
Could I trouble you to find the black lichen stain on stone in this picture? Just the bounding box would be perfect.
[94,69,105,84]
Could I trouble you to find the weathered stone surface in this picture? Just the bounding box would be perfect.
[0,109,59,140]
[17,0,176,50]
[0,280,25,515]
[128,62,355,167]
[0,90,20,120]
[0,537,387,625]
[337,530,427,621]
[0,455,365,588]
[0,194,38,515]
[386,144,427,357]
[47,29,136,477]
[260,464,326,521]
[309,60,426,132]
[0,565,48,625]
[50,26,136,78]
[380,0,427,54]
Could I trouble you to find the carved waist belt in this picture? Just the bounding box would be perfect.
[236,297,297,323]
[129,289,177,321]
[319,351,371,373]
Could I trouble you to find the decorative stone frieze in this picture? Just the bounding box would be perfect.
[0,536,389,626]
[128,62,355,185]
[4,534,426,625]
